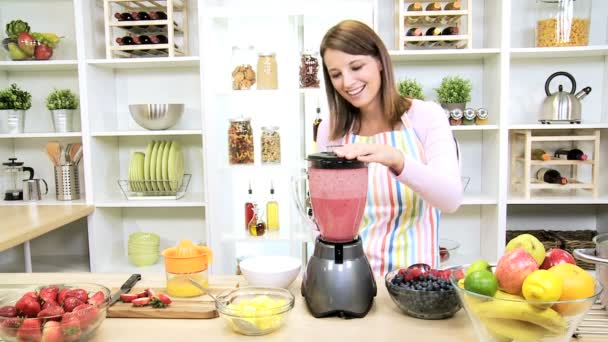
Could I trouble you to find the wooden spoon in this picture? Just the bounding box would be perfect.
[69,143,83,165]
[46,141,62,166]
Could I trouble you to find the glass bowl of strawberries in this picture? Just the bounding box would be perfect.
[385,263,462,320]
[0,283,110,341]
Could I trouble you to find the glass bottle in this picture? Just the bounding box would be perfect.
[248,204,266,237]
[231,45,256,90]
[257,52,278,89]
[554,148,588,161]
[261,126,281,164]
[536,168,568,185]
[228,117,254,165]
[299,51,320,88]
[535,0,591,47]
[244,182,255,231]
[425,2,442,23]
[443,1,462,23]
[266,181,279,230]
[405,28,423,47]
[405,2,422,25]
[531,148,551,161]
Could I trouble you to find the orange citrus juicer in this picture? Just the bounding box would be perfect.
[162,240,213,273]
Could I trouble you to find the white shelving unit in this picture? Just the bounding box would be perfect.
[1,0,608,274]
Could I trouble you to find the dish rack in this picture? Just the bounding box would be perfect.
[118,174,191,200]
[397,0,473,49]
[103,0,189,58]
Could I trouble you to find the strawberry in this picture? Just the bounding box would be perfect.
[1,317,22,337]
[146,288,156,299]
[119,293,138,303]
[41,321,63,342]
[135,290,148,298]
[60,313,80,342]
[57,289,70,305]
[403,268,424,282]
[15,296,41,318]
[453,268,465,280]
[87,291,105,306]
[23,292,39,300]
[37,306,64,321]
[41,300,59,310]
[61,297,83,313]
[39,287,59,303]
[0,305,17,317]
[151,293,172,308]
[16,319,41,342]
[131,297,150,307]
[64,289,88,304]
[72,304,98,330]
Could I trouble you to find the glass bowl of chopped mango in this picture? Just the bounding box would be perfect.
[215,287,295,336]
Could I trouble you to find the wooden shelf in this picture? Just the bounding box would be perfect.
[0,60,78,71]
[389,48,499,62]
[509,123,608,130]
[87,56,199,69]
[92,129,202,137]
[0,132,82,139]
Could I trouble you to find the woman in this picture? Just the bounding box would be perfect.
[316,20,463,275]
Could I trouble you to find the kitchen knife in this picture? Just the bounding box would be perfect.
[109,273,141,306]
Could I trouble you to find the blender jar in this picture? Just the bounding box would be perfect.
[536,0,591,47]
[306,152,368,243]
[161,240,213,297]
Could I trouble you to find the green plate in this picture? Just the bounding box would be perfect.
[129,152,144,192]
[161,140,172,191]
[167,141,184,191]
[143,141,154,191]
[156,141,167,191]
[149,141,160,192]
[135,152,145,192]
[128,153,135,191]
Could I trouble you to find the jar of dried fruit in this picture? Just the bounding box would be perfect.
[261,126,281,164]
[535,0,591,47]
[231,45,256,90]
[228,117,254,165]
[299,51,320,88]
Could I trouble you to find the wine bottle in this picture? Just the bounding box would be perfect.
[442,26,460,35]
[405,2,422,24]
[131,11,151,20]
[425,2,442,22]
[114,12,134,29]
[531,148,551,161]
[149,11,168,20]
[244,183,255,231]
[444,1,462,10]
[554,148,588,161]
[115,36,135,45]
[406,28,423,46]
[425,27,441,46]
[135,35,152,45]
[407,2,422,11]
[536,168,568,185]
[266,181,279,230]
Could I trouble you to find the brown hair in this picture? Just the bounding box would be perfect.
[320,20,411,140]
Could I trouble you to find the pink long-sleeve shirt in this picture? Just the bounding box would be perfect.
[316,99,463,213]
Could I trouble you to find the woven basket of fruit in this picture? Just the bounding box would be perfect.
[2,20,61,61]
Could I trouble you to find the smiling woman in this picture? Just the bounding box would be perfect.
[316,20,463,276]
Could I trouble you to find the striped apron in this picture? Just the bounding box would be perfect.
[343,114,440,276]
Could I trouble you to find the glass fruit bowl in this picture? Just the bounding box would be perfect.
[385,268,461,320]
[215,287,294,336]
[449,265,603,342]
[0,283,110,342]
[439,238,460,265]
[2,33,61,61]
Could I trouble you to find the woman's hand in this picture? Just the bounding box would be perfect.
[334,143,404,174]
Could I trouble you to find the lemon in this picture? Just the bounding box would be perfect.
[522,270,563,302]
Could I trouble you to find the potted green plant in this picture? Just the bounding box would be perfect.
[0,83,31,133]
[435,76,472,111]
[46,88,79,132]
[397,78,425,100]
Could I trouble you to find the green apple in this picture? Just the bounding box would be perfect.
[505,233,546,265]
[467,259,492,275]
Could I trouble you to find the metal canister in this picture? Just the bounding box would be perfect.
[462,108,476,125]
[475,108,489,125]
[449,108,463,126]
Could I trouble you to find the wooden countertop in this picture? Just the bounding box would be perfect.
[1,273,604,342]
[0,205,93,251]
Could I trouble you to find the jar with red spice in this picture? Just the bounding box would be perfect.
[299,51,320,88]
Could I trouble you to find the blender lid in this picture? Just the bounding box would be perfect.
[3,158,23,166]
[307,152,366,169]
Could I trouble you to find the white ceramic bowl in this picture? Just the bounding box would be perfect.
[239,256,301,289]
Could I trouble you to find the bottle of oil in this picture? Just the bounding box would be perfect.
[248,204,266,236]
[244,182,255,231]
[266,181,279,230]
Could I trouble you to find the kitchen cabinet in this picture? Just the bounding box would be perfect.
[1,0,608,274]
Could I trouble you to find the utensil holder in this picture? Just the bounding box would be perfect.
[55,163,80,201]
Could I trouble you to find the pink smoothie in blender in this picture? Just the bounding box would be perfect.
[308,153,368,243]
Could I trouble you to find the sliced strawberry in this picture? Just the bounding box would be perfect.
[41,321,63,342]
[16,319,41,342]
[61,312,81,342]
[134,290,148,298]
[119,293,138,303]
[157,293,171,305]
[15,296,41,318]
[64,289,88,304]
[1,317,22,337]
[87,291,105,306]
[37,306,64,321]
[57,289,70,305]
[0,305,17,317]
[146,288,156,299]
[62,297,84,313]
[150,293,172,308]
[72,304,98,330]
[131,297,150,307]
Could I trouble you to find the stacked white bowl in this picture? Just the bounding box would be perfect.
[128,232,160,266]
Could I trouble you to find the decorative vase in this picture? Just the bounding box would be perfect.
[0,109,26,134]
[51,109,74,132]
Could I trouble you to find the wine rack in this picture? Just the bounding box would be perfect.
[397,0,472,50]
[103,0,189,58]
[509,129,600,199]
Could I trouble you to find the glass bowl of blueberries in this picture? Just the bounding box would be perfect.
[385,263,461,320]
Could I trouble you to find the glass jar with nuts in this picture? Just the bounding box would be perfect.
[228,117,254,165]
[261,126,281,164]
[231,45,256,90]
[535,0,591,47]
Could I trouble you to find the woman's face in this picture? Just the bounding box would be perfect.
[323,48,383,112]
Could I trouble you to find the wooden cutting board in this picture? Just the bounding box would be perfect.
[107,285,236,319]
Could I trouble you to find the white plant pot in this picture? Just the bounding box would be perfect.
[51,109,75,132]
[0,109,26,134]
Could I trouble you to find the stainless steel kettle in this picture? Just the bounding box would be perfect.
[540,71,592,124]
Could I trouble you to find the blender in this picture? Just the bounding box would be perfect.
[2,158,34,201]
[293,152,376,318]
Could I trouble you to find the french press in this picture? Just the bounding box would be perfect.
[2,158,34,201]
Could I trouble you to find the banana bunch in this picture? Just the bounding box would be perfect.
[31,32,61,48]
[470,291,568,341]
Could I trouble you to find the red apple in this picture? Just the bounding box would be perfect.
[540,248,576,270]
[495,248,539,294]
[34,43,53,60]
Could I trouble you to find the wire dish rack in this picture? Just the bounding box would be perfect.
[574,301,608,337]
[118,174,191,200]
